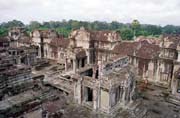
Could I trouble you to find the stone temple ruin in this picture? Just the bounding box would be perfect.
[1,27,180,117]
[30,27,138,114]
[74,57,137,113]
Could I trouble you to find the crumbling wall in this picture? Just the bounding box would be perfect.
[100,89,109,112]
[102,57,129,75]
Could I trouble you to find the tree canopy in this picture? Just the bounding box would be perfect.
[0,19,180,40]
[117,28,134,40]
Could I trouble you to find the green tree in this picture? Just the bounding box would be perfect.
[131,20,140,39]
[117,28,134,40]
[162,25,177,34]
[28,21,41,31]
[144,25,162,36]
[0,28,8,36]
[110,21,120,30]
[68,20,80,30]
[1,20,24,29]
[55,28,71,37]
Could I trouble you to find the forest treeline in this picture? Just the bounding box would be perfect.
[0,19,180,40]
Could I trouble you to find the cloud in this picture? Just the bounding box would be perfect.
[0,0,180,26]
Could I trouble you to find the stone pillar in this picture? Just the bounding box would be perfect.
[74,79,82,104]
[130,81,135,103]
[156,60,161,82]
[108,90,113,113]
[109,91,112,109]
[27,54,30,65]
[65,58,68,71]
[93,89,98,110]
[93,66,97,79]
[98,82,101,109]
[79,59,82,68]
[38,45,41,58]
[73,59,77,72]
[177,51,180,62]
[87,50,90,64]
[172,79,178,95]
[122,88,126,104]
[15,41,18,48]
[17,57,21,64]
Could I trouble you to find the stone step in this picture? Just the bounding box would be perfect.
[166,95,180,106]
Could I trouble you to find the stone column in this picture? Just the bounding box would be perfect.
[27,54,30,65]
[79,59,82,68]
[73,59,77,72]
[17,57,21,64]
[130,82,135,103]
[172,79,178,95]
[87,50,90,64]
[98,82,101,109]
[93,89,98,110]
[156,60,161,82]
[74,79,82,104]
[122,87,126,104]
[65,58,68,71]
[38,45,41,58]
[108,90,112,113]
[177,51,180,62]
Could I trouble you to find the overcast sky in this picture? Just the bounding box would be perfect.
[0,0,180,26]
